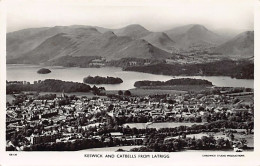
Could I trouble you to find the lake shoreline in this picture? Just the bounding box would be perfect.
[7,63,254,80]
[7,64,254,90]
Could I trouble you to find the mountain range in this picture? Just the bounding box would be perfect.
[7,24,254,64]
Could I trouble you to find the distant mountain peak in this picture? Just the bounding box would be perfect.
[188,24,209,32]
[120,24,150,33]
[164,24,225,49]
[114,24,151,39]
[124,24,147,29]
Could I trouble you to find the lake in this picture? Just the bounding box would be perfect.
[7,64,254,90]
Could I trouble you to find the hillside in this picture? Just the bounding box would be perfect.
[164,24,195,39]
[164,24,226,49]
[7,27,51,60]
[8,28,171,64]
[7,26,100,60]
[213,31,254,58]
[142,32,176,52]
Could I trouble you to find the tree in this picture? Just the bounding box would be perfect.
[216,138,225,149]
[230,133,235,141]
[92,85,100,95]
[118,90,123,96]
[26,129,33,137]
[239,138,247,148]
[124,90,131,96]
[195,139,203,149]
[168,99,175,104]
[42,120,49,126]
[181,133,186,139]
[108,104,114,111]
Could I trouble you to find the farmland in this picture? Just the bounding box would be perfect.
[123,122,205,130]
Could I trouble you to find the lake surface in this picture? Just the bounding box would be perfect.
[7,64,254,90]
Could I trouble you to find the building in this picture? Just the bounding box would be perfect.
[29,132,61,145]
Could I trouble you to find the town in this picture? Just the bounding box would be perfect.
[6,84,254,152]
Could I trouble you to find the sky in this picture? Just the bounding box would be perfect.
[5,0,254,33]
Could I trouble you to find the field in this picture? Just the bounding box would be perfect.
[6,94,15,104]
[130,88,188,96]
[79,145,141,152]
[233,133,254,147]
[38,92,108,98]
[165,132,229,140]
[106,88,187,96]
[165,132,254,148]
[235,94,254,104]
[123,122,204,130]
[132,85,212,93]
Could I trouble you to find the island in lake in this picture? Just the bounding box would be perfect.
[134,78,213,88]
[83,76,123,84]
[37,68,51,74]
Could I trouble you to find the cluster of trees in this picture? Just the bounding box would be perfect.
[92,85,106,95]
[117,90,131,96]
[200,87,253,96]
[114,114,203,124]
[138,135,232,152]
[92,119,253,140]
[131,122,250,152]
[7,117,253,151]
[216,87,253,93]
[6,79,93,94]
[134,78,212,88]
[83,76,123,84]
[107,58,161,68]
[84,120,249,152]
[18,137,142,151]
[115,120,252,137]
[231,63,254,79]
[36,94,57,100]
[125,60,254,79]
[44,56,100,67]
[11,94,28,106]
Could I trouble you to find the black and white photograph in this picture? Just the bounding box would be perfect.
[1,0,259,164]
